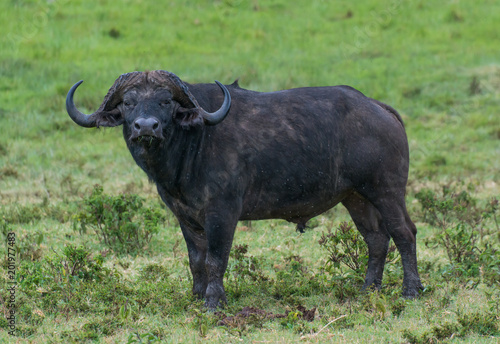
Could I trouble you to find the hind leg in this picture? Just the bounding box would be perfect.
[342,192,391,290]
[364,191,423,298]
[400,209,424,297]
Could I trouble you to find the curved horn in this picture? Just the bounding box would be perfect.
[199,81,231,125]
[66,80,97,128]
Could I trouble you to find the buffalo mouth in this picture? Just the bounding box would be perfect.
[130,134,163,144]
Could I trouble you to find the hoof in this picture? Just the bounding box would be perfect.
[204,299,226,311]
[402,283,424,299]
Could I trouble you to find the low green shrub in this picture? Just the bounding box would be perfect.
[73,185,166,255]
[416,184,500,285]
[17,245,110,292]
[319,221,368,275]
[225,244,268,300]
[318,221,398,301]
[271,254,323,301]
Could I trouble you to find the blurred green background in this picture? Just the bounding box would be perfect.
[1,0,499,203]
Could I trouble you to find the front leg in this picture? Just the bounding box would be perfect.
[203,210,239,309]
[179,223,208,299]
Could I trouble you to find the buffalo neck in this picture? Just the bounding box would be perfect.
[125,124,207,200]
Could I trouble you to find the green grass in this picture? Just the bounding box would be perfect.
[1,0,499,342]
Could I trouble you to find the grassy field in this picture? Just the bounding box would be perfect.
[1,0,499,342]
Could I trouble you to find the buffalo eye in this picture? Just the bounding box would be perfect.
[123,101,135,109]
[159,100,171,107]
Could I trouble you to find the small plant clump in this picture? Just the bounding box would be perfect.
[224,244,268,300]
[318,221,368,300]
[319,221,368,274]
[17,244,112,292]
[415,184,500,285]
[318,221,398,301]
[73,185,166,255]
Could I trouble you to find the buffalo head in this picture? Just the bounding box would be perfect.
[66,70,231,142]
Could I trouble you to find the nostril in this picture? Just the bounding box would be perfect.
[133,117,160,137]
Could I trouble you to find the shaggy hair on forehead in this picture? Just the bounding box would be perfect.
[97,70,199,113]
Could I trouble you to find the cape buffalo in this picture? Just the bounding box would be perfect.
[66,70,423,309]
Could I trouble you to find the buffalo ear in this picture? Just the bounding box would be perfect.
[174,106,203,129]
[95,108,124,127]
